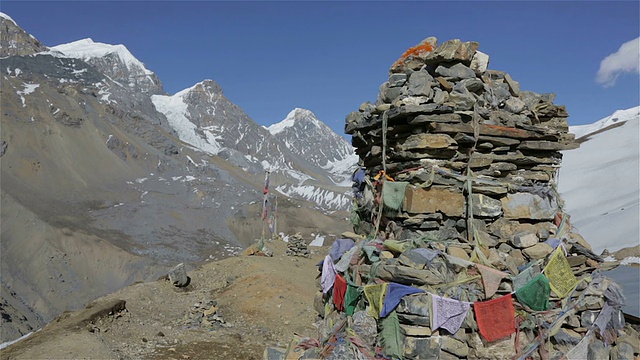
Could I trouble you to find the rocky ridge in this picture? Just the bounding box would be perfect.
[283,37,637,360]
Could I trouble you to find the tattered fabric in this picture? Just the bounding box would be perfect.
[512,263,541,291]
[565,330,592,360]
[544,247,578,298]
[474,294,516,342]
[335,245,359,273]
[333,274,347,311]
[476,263,509,298]
[330,238,356,262]
[321,255,337,294]
[409,248,440,263]
[515,273,550,311]
[382,181,409,211]
[431,294,471,334]
[364,283,388,319]
[380,283,424,318]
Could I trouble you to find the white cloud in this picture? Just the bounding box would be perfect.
[596,37,640,87]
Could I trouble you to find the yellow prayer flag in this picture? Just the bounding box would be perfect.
[544,248,578,298]
[364,283,388,319]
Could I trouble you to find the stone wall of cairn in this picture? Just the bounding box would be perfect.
[286,38,638,360]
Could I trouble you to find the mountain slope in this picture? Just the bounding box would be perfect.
[559,106,640,253]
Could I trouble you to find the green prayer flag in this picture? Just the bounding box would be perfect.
[345,284,362,316]
[515,273,550,311]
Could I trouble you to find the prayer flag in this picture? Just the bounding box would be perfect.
[431,294,470,334]
[321,255,336,294]
[544,247,578,298]
[344,284,362,316]
[382,181,409,211]
[474,294,516,342]
[380,283,423,318]
[476,263,509,298]
[333,274,347,312]
[515,273,550,311]
[364,283,389,319]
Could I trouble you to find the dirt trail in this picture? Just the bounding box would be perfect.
[1,239,328,359]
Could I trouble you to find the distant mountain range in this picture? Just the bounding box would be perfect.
[0,12,355,342]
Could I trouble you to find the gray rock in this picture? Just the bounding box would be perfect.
[389,73,408,87]
[424,39,479,65]
[408,70,435,97]
[504,97,526,113]
[470,50,489,75]
[460,78,484,93]
[397,293,431,318]
[435,63,476,80]
[471,194,502,217]
[501,193,557,220]
[168,263,189,287]
[522,243,553,259]
[610,343,635,360]
[441,336,469,357]
[587,339,610,360]
[553,328,581,346]
[511,232,539,248]
[263,346,287,360]
[404,336,441,359]
[433,87,448,104]
[449,82,476,111]
[503,73,521,96]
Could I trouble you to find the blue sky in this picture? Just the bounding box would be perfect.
[3,1,639,135]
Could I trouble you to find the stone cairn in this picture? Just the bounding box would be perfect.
[286,233,311,258]
[276,38,638,360]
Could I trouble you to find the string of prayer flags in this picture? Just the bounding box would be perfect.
[344,284,362,316]
[515,273,550,311]
[512,263,541,291]
[476,263,509,298]
[364,283,388,319]
[333,274,347,312]
[474,294,516,342]
[380,283,423,318]
[544,247,578,298]
[431,294,471,334]
[321,255,336,294]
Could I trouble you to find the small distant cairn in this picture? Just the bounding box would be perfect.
[286,233,310,258]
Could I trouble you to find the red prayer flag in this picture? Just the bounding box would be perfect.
[333,274,347,311]
[474,294,516,342]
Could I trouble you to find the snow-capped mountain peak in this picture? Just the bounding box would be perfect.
[52,38,153,76]
[50,38,163,94]
[267,108,322,135]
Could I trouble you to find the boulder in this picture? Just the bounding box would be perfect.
[168,263,189,287]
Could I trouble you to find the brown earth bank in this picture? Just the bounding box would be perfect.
[0,239,328,359]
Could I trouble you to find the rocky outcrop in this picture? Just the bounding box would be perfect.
[0,13,47,57]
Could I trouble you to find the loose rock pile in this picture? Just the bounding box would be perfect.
[278,38,638,360]
[183,299,227,331]
[286,233,311,258]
